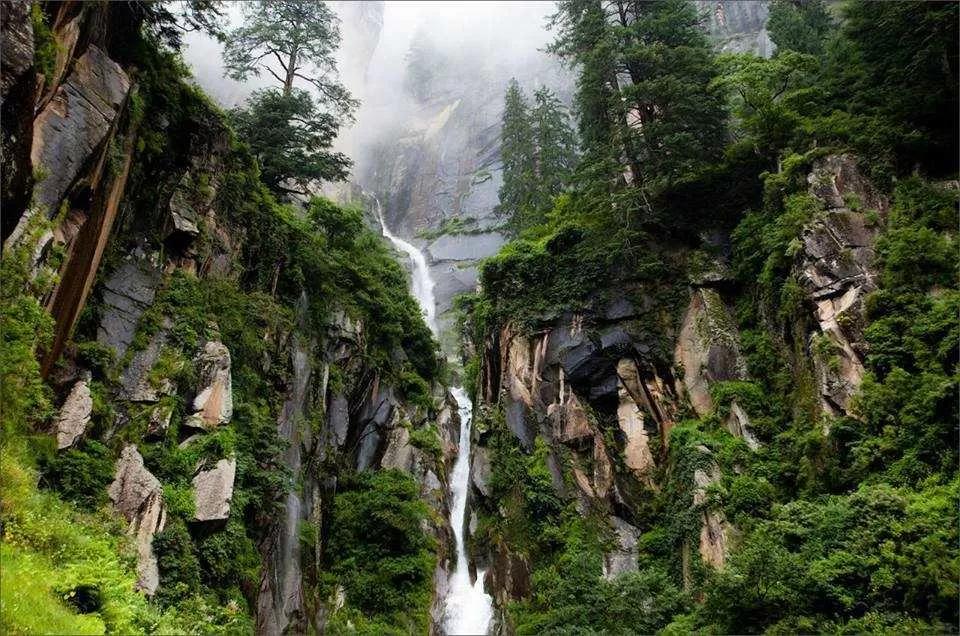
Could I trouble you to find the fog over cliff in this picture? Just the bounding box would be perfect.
[182,1,562,177]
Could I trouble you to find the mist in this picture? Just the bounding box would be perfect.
[181,1,566,187]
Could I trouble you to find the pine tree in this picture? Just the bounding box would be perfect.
[530,87,577,213]
[550,0,727,200]
[223,0,357,195]
[496,80,536,231]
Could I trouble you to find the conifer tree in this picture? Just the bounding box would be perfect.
[530,87,578,213]
[223,0,356,195]
[550,0,726,200]
[496,80,536,230]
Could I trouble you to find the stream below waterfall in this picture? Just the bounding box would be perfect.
[375,199,493,634]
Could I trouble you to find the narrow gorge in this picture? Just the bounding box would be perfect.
[1,1,957,635]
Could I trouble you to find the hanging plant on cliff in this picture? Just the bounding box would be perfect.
[223,0,357,195]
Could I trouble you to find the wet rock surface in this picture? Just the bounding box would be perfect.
[29,45,130,214]
[97,248,162,360]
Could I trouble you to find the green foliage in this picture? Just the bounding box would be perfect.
[30,4,58,84]
[224,0,356,116]
[694,481,959,633]
[325,470,435,631]
[767,0,836,57]
[229,88,351,195]
[75,342,117,379]
[223,0,355,197]
[496,80,578,234]
[1,443,166,633]
[38,440,115,511]
[153,520,201,606]
[408,424,442,463]
[0,213,55,446]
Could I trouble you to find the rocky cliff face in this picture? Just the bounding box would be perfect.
[356,36,571,334]
[468,153,888,631]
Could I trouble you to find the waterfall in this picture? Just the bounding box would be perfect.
[374,200,437,333]
[374,198,493,635]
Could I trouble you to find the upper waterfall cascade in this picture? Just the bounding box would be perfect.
[375,198,493,635]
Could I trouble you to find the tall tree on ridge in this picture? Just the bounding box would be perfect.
[497,79,536,231]
[223,1,357,195]
[531,87,578,213]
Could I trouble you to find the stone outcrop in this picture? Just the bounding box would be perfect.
[108,445,166,595]
[97,247,162,360]
[54,377,93,449]
[184,341,233,430]
[676,287,748,417]
[799,154,887,417]
[192,457,236,523]
[603,516,640,579]
[28,45,130,217]
[117,327,173,403]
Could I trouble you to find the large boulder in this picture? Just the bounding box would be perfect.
[192,457,236,522]
[108,445,166,595]
[54,378,93,449]
[184,341,233,430]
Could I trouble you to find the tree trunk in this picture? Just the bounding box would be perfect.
[283,43,299,97]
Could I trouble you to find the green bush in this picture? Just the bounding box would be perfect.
[325,470,435,630]
[38,440,115,510]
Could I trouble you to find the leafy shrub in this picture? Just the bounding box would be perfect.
[38,440,115,510]
[325,470,435,630]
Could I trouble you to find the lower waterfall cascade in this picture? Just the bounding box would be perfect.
[375,198,493,634]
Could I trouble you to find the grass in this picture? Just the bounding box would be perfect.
[1,546,105,635]
[0,442,160,634]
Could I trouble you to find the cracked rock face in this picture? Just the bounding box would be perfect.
[29,45,130,215]
[54,379,93,449]
[799,155,887,417]
[108,445,166,595]
[192,457,236,522]
[97,248,162,360]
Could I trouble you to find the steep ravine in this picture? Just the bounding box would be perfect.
[376,198,494,634]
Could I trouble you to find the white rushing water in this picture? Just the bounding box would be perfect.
[374,198,493,635]
[375,200,437,333]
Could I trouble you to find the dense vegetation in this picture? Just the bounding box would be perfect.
[465,0,958,633]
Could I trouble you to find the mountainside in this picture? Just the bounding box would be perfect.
[0,1,957,635]
[1,3,457,633]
